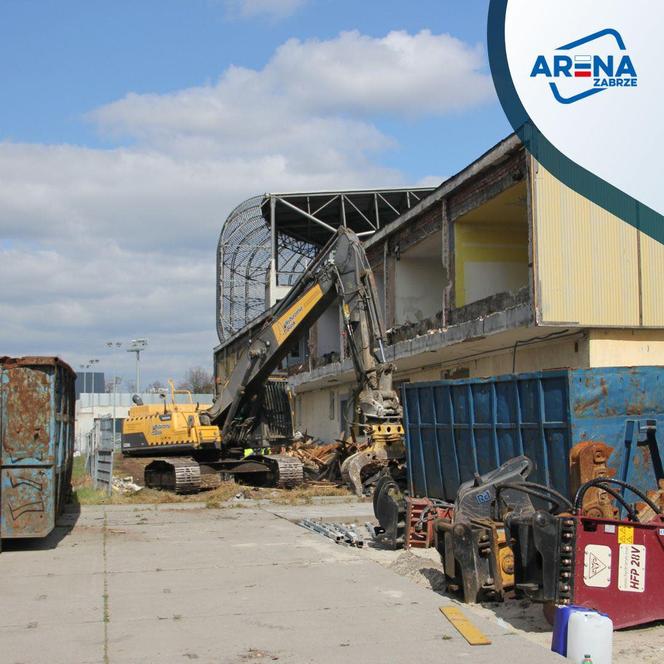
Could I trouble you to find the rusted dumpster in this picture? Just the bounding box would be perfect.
[403,366,664,503]
[0,356,75,541]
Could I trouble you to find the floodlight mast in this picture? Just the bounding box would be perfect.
[126,338,148,394]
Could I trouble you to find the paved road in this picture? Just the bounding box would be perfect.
[0,501,563,663]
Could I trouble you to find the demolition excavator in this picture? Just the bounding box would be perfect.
[121,227,405,493]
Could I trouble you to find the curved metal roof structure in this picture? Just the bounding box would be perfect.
[216,187,436,342]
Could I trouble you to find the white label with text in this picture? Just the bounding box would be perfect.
[618,544,646,592]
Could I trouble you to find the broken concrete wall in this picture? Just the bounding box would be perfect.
[395,255,442,325]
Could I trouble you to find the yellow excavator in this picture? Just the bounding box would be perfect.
[122,380,220,451]
[121,381,224,492]
[121,227,405,494]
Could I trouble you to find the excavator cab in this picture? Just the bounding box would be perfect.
[121,380,221,457]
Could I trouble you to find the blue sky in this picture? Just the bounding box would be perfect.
[0,1,511,386]
[0,0,508,178]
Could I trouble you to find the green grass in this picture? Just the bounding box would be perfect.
[74,486,113,505]
[72,455,88,484]
[74,485,193,506]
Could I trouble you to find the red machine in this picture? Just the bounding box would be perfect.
[571,514,664,628]
[405,497,453,549]
[506,477,664,629]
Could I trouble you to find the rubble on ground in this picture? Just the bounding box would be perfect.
[286,434,368,485]
[387,550,447,592]
[112,476,143,494]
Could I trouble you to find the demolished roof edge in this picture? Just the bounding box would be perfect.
[364,132,523,250]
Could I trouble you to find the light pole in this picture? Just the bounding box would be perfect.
[79,362,92,456]
[89,358,99,414]
[79,364,88,454]
[126,339,148,394]
[111,376,121,448]
[79,362,93,405]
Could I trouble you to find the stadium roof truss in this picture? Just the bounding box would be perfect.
[216,187,436,342]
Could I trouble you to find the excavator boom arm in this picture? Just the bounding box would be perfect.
[204,227,402,444]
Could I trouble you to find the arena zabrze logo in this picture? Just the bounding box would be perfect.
[530,28,637,104]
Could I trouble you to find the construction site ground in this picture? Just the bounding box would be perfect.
[1,496,662,664]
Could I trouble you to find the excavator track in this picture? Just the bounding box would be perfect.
[146,455,303,493]
[145,458,202,494]
[260,455,304,488]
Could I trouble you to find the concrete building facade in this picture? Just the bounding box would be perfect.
[287,134,664,441]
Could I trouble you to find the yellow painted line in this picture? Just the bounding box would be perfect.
[440,607,491,646]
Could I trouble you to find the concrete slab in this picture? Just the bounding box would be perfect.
[1,503,564,664]
[0,572,104,628]
[0,622,105,664]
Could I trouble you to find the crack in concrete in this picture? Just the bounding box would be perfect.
[103,509,110,664]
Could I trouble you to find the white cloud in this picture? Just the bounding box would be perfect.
[0,139,398,381]
[0,29,493,383]
[226,0,308,19]
[0,141,395,253]
[91,30,493,148]
[416,174,447,188]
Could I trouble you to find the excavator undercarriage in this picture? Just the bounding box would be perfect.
[144,454,304,494]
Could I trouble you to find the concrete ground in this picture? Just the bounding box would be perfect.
[0,498,567,664]
[269,499,664,663]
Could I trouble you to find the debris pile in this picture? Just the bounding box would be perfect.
[387,311,444,344]
[287,436,367,485]
[112,476,143,494]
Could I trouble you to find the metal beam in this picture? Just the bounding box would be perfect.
[377,192,400,217]
[344,195,377,230]
[311,194,339,217]
[275,196,337,233]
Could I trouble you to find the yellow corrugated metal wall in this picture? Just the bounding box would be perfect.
[639,232,664,326]
[531,160,653,326]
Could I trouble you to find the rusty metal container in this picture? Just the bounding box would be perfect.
[0,356,75,540]
[403,366,664,503]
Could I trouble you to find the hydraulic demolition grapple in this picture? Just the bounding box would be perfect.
[432,456,570,603]
[429,455,664,629]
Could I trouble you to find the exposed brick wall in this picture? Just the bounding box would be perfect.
[448,150,526,221]
[366,201,444,267]
[390,203,442,254]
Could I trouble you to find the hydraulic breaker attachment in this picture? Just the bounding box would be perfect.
[506,511,664,629]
